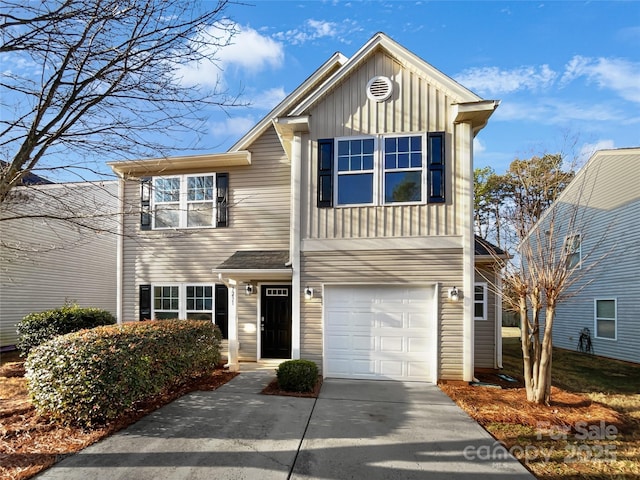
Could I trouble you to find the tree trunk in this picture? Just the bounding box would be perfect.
[533,304,555,404]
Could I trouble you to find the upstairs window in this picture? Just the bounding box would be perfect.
[141,173,228,230]
[318,132,445,208]
[565,234,581,269]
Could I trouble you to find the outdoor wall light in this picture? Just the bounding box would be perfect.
[304,286,313,300]
[245,284,254,295]
[448,286,460,301]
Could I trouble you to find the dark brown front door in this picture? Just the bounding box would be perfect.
[261,285,292,358]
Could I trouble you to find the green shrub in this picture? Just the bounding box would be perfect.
[25,320,221,427]
[16,304,116,356]
[276,359,319,392]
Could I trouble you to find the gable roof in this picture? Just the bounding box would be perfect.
[231,32,496,153]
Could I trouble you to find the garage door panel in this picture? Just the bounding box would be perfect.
[324,285,434,382]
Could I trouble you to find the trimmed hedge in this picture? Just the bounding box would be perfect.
[25,320,221,427]
[16,304,116,356]
[276,359,319,392]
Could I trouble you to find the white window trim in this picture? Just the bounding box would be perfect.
[474,282,488,321]
[151,173,217,230]
[334,133,427,207]
[594,297,617,341]
[152,283,215,320]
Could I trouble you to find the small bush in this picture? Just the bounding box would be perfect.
[276,359,319,392]
[16,304,116,356]
[25,320,221,427]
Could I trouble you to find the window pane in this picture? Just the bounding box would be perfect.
[474,303,484,318]
[385,171,421,203]
[596,300,615,319]
[350,140,361,154]
[156,311,179,320]
[397,136,409,152]
[338,140,350,156]
[350,156,362,171]
[187,176,214,201]
[154,178,180,202]
[187,202,214,227]
[187,298,194,310]
[398,153,409,168]
[475,285,484,301]
[155,205,180,228]
[337,173,373,204]
[338,156,349,171]
[385,137,396,152]
[385,153,396,169]
[363,155,374,170]
[597,319,615,339]
[363,138,374,154]
[410,136,421,151]
[410,153,422,168]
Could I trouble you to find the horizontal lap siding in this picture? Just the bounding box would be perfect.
[1,183,118,347]
[120,127,290,323]
[474,267,497,368]
[302,50,461,241]
[300,249,464,379]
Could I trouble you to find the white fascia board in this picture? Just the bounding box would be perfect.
[107,151,251,176]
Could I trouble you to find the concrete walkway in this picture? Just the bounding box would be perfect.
[35,368,535,480]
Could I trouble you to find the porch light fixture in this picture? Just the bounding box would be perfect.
[304,286,313,300]
[245,284,254,295]
[448,287,460,302]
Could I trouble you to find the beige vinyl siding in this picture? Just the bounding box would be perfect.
[237,292,258,361]
[301,49,463,241]
[300,248,465,380]
[1,183,118,347]
[119,126,290,323]
[474,267,497,369]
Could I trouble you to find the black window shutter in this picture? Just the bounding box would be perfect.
[215,284,229,339]
[427,132,445,203]
[216,173,229,227]
[139,284,151,321]
[317,138,334,208]
[140,177,152,230]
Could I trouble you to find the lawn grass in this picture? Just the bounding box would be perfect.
[468,333,640,479]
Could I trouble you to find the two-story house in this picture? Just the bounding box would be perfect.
[108,33,501,382]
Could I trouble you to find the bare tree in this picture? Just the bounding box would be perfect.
[0,0,243,203]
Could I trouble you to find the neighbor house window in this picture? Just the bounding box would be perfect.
[474,283,488,320]
[145,173,228,230]
[595,298,616,340]
[565,234,581,269]
[326,132,444,207]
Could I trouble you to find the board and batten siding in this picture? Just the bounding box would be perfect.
[474,267,498,369]
[300,49,465,241]
[300,248,465,379]
[1,182,118,347]
[119,126,290,323]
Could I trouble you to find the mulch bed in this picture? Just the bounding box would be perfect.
[261,375,323,398]
[0,363,237,480]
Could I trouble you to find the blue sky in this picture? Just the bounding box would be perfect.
[194,0,640,174]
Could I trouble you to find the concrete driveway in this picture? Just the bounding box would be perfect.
[35,369,535,480]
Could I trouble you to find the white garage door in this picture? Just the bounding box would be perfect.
[324,285,435,382]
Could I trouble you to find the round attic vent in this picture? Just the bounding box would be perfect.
[366,75,393,102]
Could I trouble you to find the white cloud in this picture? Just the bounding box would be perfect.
[455,65,557,96]
[248,87,287,110]
[578,140,616,163]
[493,99,621,124]
[561,55,640,104]
[177,23,284,87]
[210,115,256,140]
[473,137,486,155]
[274,19,341,45]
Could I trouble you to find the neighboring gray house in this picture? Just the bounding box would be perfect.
[108,33,502,381]
[0,181,118,349]
[526,147,640,364]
